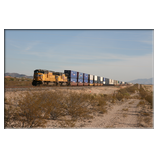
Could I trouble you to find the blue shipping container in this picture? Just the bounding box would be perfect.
[83,73,88,80]
[78,78,83,83]
[67,78,77,83]
[103,77,105,81]
[77,72,83,79]
[83,79,88,83]
[89,80,93,84]
[64,70,77,78]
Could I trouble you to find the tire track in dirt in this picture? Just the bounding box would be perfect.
[82,99,140,128]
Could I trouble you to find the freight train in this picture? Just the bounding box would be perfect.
[32,69,132,86]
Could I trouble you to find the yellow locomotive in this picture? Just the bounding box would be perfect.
[32,69,68,86]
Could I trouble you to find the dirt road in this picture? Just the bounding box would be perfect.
[76,99,140,128]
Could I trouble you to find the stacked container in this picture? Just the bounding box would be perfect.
[64,70,77,86]
[77,72,83,86]
[109,79,114,85]
[93,75,97,86]
[105,78,109,85]
[97,76,101,86]
[103,77,105,85]
[100,77,103,86]
[114,80,117,85]
[83,73,88,86]
[88,74,93,86]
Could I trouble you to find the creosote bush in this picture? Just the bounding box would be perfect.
[139,86,153,109]
[5,90,108,128]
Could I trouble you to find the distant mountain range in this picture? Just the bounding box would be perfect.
[5,73,33,79]
[128,78,153,85]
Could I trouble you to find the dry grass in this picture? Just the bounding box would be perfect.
[122,108,128,111]
[5,77,32,87]
[136,85,153,128]
[4,90,108,128]
[129,101,134,104]
[139,85,153,109]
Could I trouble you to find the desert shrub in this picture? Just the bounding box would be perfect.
[137,100,145,107]
[5,91,110,128]
[139,86,153,109]
[116,93,124,101]
[40,91,66,120]
[122,108,128,111]
[145,95,153,109]
[117,89,130,99]
[89,95,107,114]
[63,92,93,121]
[129,101,134,104]
[16,92,47,128]
[58,119,76,128]
[4,105,16,128]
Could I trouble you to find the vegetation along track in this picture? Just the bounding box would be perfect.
[4,84,153,128]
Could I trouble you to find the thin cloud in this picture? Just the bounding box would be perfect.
[24,41,40,51]
[139,40,153,45]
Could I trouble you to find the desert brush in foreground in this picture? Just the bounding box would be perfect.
[4,84,153,128]
[4,90,108,128]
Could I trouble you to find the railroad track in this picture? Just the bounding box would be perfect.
[4,84,126,92]
[4,85,96,92]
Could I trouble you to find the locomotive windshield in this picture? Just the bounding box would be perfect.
[34,70,45,74]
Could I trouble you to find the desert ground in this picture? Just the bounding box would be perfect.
[4,85,153,128]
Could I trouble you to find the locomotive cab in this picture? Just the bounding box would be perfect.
[32,69,55,86]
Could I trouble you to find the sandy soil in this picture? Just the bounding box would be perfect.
[4,85,153,128]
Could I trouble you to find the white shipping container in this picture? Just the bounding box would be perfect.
[109,79,113,84]
[89,74,93,80]
[100,77,103,81]
[103,81,105,84]
[94,75,97,81]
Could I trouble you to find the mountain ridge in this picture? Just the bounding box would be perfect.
[128,78,153,85]
[5,73,33,79]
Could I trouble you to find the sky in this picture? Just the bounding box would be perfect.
[5,29,154,82]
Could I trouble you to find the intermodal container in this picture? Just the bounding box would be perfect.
[97,76,101,85]
[103,77,105,81]
[93,76,97,86]
[64,70,77,78]
[77,78,83,86]
[97,76,101,86]
[97,76,100,82]
[93,75,97,81]
[83,79,88,86]
[114,80,117,85]
[83,73,88,80]
[77,72,83,79]
[105,78,109,84]
[109,79,114,85]
[89,80,93,86]
[67,77,77,86]
[88,74,93,80]
[103,81,106,85]
[100,77,103,82]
